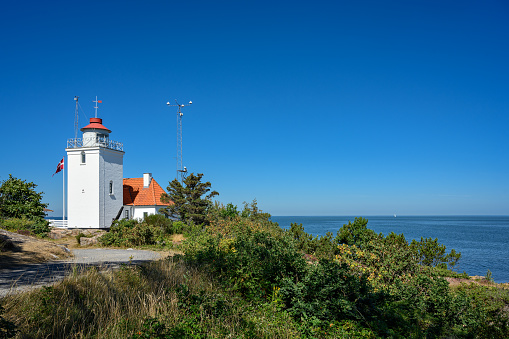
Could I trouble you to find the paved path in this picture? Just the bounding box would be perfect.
[0,249,163,297]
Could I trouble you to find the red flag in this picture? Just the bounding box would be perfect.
[98,100,102,103]
[52,157,64,176]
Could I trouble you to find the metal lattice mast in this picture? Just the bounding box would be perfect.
[167,100,192,183]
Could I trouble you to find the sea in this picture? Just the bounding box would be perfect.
[270,216,509,283]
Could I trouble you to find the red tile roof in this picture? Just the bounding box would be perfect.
[123,177,172,206]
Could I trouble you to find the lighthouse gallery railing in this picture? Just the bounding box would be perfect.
[67,137,124,151]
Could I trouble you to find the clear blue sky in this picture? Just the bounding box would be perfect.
[1,0,508,216]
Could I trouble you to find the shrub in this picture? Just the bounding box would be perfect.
[0,174,48,220]
[187,223,307,300]
[219,203,239,219]
[335,217,377,248]
[1,217,51,237]
[410,236,462,269]
[100,219,162,247]
[144,214,172,233]
[171,220,186,234]
[279,260,383,324]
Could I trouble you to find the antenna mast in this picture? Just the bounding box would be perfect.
[74,96,79,140]
[93,96,102,118]
[166,99,192,183]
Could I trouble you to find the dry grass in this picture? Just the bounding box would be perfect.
[171,233,185,244]
[0,229,71,268]
[446,276,509,290]
[2,257,299,338]
[3,258,192,338]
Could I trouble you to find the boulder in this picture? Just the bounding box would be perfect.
[80,236,98,246]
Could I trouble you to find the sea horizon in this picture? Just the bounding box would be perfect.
[271,215,509,283]
[43,215,509,283]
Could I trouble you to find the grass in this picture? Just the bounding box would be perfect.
[1,256,299,338]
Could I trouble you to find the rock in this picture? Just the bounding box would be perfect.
[80,237,98,247]
[58,245,71,253]
[48,229,73,239]
[1,235,19,252]
[48,232,64,240]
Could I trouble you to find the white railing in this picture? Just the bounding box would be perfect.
[48,220,69,228]
[67,137,123,151]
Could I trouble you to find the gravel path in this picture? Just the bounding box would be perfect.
[0,248,163,297]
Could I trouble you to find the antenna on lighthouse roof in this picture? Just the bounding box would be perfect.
[74,96,79,140]
[93,96,102,118]
[166,99,192,183]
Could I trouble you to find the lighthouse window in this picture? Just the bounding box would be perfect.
[81,151,86,164]
[109,181,113,195]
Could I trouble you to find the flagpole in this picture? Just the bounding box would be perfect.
[63,157,65,221]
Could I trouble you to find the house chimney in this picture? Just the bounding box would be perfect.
[143,173,152,188]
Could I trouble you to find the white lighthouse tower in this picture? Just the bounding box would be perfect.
[65,110,124,228]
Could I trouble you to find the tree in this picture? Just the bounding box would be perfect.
[409,237,462,269]
[0,174,48,220]
[160,173,219,225]
[335,217,376,248]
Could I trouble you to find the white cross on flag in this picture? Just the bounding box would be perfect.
[52,157,64,176]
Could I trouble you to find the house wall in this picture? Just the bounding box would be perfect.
[66,147,100,228]
[120,205,167,221]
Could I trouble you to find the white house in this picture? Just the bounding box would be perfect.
[121,173,171,220]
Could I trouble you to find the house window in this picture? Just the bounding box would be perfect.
[109,181,113,195]
[81,151,86,164]
[124,210,129,219]
[143,212,148,219]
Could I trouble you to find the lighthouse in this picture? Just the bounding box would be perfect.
[65,115,124,228]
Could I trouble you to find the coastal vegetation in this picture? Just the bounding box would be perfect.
[1,174,509,338]
[160,173,219,225]
[0,175,50,237]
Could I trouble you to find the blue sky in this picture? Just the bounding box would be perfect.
[1,0,508,216]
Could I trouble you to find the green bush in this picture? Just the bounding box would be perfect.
[100,219,162,247]
[279,260,384,329]
[171,221,186,234]
[451,283,509,337]
[0,174,48,220]
[410,236,462,269]
[144,214,172,233]
[335,217,377,248]
[1,217,51,237]
[219,203,239,219]
[188,225,307,300]
[144,213,199,236]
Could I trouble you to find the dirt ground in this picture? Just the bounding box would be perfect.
[1,228,183,269]
[0,229,71,268]
[445,276,509,289]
